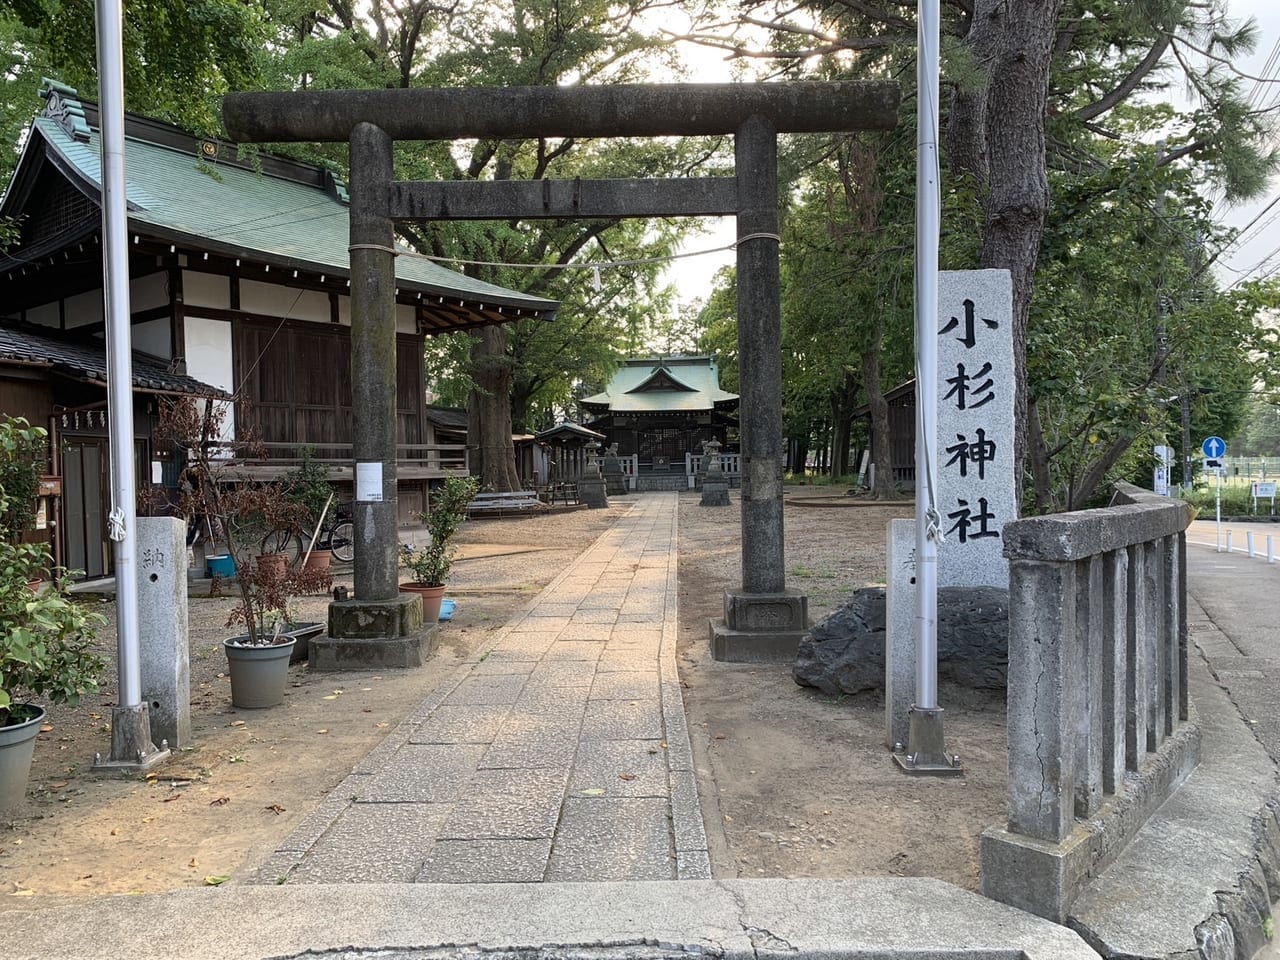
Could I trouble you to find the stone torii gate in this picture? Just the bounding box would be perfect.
[223,83,899,667]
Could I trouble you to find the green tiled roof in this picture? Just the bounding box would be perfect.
[8,82,556,321]
[580,356,738,413]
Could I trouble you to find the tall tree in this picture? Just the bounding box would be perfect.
[680,0,1279,509]
[264,0,712,491]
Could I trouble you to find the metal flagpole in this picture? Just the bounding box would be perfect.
[895,0,959,775]
[92,0,167,773]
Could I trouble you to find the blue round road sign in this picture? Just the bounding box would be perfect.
[1201,436,1227,459]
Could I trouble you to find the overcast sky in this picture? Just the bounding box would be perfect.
[662,2,1280,307]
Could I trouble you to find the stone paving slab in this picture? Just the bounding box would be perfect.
[253,494,707,885]
[287,803,453,884]
[545,797,674,881]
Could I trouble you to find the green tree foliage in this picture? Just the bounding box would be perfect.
[0,0,264,133]
[684,0,1280,510]
[260,0,714,488]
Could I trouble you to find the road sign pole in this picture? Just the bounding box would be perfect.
[1216,470,1223,553]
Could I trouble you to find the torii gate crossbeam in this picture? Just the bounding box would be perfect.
[223,82,900,667]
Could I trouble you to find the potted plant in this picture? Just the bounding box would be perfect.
[0,416,49,588]
[400,473,479,623]
[158,398,328,706]
[0,416,106,810]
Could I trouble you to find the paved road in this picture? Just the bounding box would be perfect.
[253,492,709,884]
[1187,519,1280,765]
[1186,521,1280,958]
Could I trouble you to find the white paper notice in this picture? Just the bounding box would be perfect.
[355,462,383,502]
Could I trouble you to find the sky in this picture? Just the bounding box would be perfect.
[1211,0,1280,289]
[660,1,1280,307]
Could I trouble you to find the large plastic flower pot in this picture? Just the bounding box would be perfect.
[0,704,45,813]
[223,638,297,709]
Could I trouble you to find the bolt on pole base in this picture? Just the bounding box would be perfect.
[91,704,170,776]
[892,705,963,777]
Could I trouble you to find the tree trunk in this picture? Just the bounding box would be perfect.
[953,0,1064,510]
[828,371,858,478]
[861,333,897,500]
[467,326,521,492]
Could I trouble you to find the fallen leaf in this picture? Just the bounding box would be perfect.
[204,875,230,887]
[724,814,734,822]
[229,720,246,728]
[39,724,53,732]
[713,734,726,740]
[361,708,372,713]
[11,887,35,896]
[618,772,637,781]
[359,687,372,692]
[109,828,119,836]
[316,729,329,735]
[321,695,339,701]
[209,797,230,807]
[660,741,668,749]
[264,804,285,815]
[189,858,198,868]
[79,875,92,880]
[375,722,389,729]
[331,689,344,695]
[89,713,101,720]
[580,787,607,797]
[141,817,154,824]
[48,781,67,790]
[162,794,182,803]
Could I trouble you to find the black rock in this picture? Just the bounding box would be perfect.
[793,586,1009,694]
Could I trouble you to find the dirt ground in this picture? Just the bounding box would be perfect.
[0,488,1006,896]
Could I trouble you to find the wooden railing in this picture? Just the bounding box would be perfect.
[209,442,469,481]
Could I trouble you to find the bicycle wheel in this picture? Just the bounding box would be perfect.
[259,529,303,566]
[329,521,354,563]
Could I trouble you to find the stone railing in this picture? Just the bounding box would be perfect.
[980,482,1199,923]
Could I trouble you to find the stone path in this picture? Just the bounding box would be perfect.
[255,492,709,884]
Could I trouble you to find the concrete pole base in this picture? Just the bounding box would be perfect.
[91,703,170,775]
[709,588,808,662]
[892,705,963,776]
[311,593,429,670]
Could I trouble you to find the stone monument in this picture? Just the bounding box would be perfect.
[578,441,609,509]
[601,441,628,497]
[884,268,1015,749]
[700,438,730,507]
[136,517,190,750]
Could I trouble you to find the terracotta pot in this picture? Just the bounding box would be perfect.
[303,548,332,572]
[401,582,446,623]
[256,552,288,578]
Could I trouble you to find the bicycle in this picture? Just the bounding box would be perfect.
[259,500,354,565]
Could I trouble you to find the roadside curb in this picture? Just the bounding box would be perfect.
[1067,597,1280,960]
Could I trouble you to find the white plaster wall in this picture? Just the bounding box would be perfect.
[331,295,415,332]
[396,303,416,334]
[241,278,330,322]
[63,289,103,328]
[131,272,169,313]
[182,270,230,310]
[26,301,60,329]
[184,316,235,445]
[132,317,170,358]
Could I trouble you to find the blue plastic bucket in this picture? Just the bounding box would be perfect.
[206,554,236,578]
[438,598,455,621]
